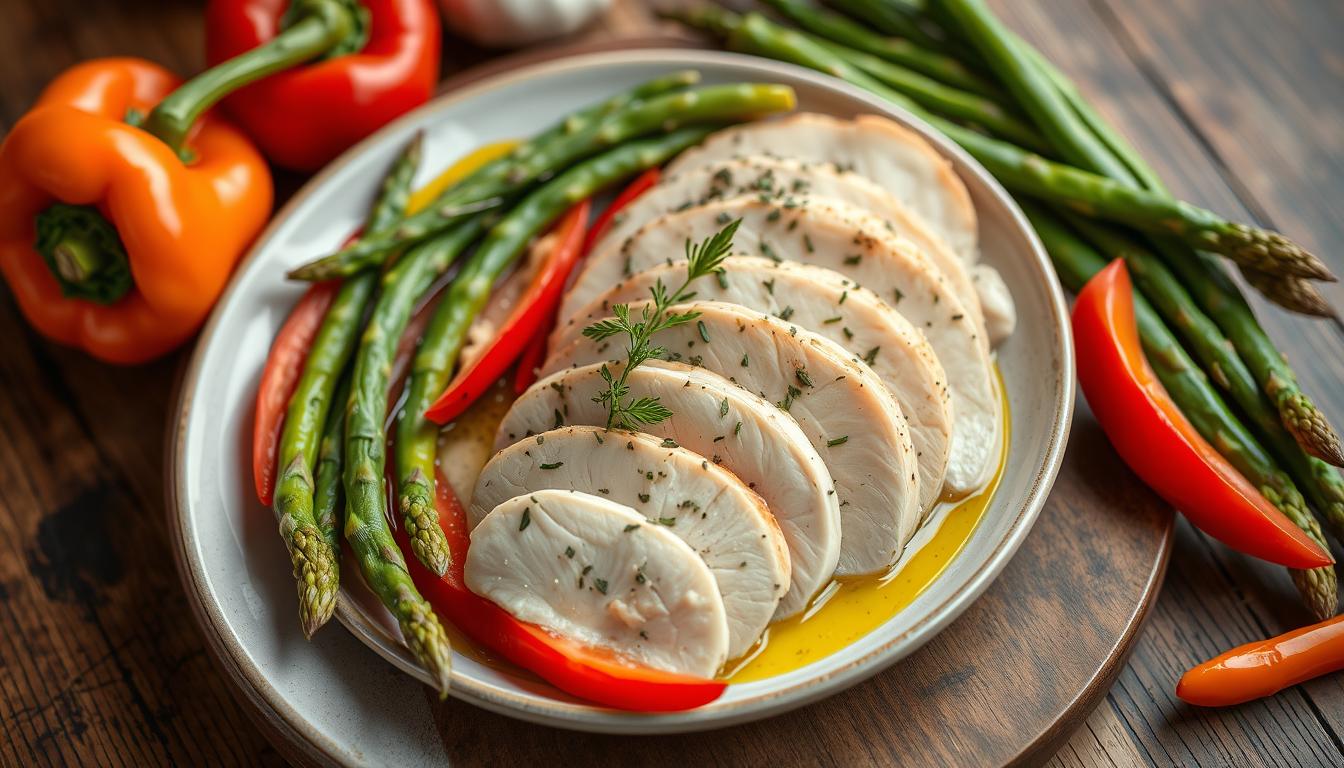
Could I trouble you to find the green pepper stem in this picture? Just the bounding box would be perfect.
[51,233,104,283]
[142,0,361,155]
[35,204,134,305]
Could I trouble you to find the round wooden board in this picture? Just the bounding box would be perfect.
[210,38,1174,768]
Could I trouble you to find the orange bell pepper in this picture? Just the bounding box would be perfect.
[1073,260,1332,569]
[0,59,271,363]
[1177,615,1344,707]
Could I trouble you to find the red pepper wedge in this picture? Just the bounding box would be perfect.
[1177,615,1344,707]
[512,168,663,395]
[392,469,727,711]
[1073,260,1332,569]
[206,0,440,171]
[424,200,591,424]
[252,282,339,505]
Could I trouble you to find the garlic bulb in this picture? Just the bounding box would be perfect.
[439,0,612,48]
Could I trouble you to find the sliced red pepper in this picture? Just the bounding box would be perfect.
[1073,260,1332,569]
[512,329,549,396]
[391,470,726,711]
[1177,614,1344,707]
[423,200,591,424]
[581,167,662,254]
[511,168,663,395]
[252,281,338,506]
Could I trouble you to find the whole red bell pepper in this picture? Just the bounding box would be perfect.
[424,200,591,424]
[392,469,727,711]
[1073,260,1332,569]
[206,0,441,171]
[0,59,272,363]
[512,168,663,395]
[1178,614,1344,707]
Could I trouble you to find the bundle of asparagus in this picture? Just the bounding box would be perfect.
[665,0,1344,619]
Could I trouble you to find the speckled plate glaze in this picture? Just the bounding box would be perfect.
[167,49,1073,753]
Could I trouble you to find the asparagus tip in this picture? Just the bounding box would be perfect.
[1292,565,1339,623]
[401,485,452,577]
[1282,394,1344,467]
[398,589,453,698]
[1222,223,1335,282]
[1240,266,1338,318]
[291,524,340,639]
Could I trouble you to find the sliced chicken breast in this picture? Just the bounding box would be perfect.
[592,154,986,335]
[498,361,839,620]
[560,195,1001,495]
[554,256,951,517]
[465,489,729,677]
[543,300,920,576]
[665,113,979,265]
[471,426,790,657]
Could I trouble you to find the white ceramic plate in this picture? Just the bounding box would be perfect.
[167,49,1073,747]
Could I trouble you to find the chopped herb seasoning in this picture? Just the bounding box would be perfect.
[716,271,729,290]
[803,233,814,253]
[740,352,750,367]
[863,347,880,365]
[715,211,732,224]
[776,305,794,321]
[638,493,650,503]
[535,435,545,445]
[795,367,813,387]
[844,254,862,265]
[823,315,842,324]
[564,546,575,558]
[893,288,904,303]
[762,278,775,295]
[518,508,532,531]
[766,208,781,223]
[583,565,594,574]
[657,517,677,526]
[594,578,609,595]
[838,290,848,305]
[843,326,854,340]
[598,488,610,494]
[951,313,964,321]
[540,461,564,470]
[734,421,743,436]
[827,435,850,447]
[713,435,725,442]
[623,523,640,533]
[697,320,710,343]
[719,397,729,417]
[552,408,564,429]
[660,438,678,448]
[594,432,604,444]
[760,241,780,262]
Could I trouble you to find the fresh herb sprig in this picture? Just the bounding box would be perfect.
[583,219,741,429]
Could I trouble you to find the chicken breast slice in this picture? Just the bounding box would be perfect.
[560,195,1000,495]
[543,300,920,577]
[666,113,979,265]
[591,154,986,337]
[554,256,951,517]
[497,361,839,620]
[471,426,790,658]
[465,489,729,677]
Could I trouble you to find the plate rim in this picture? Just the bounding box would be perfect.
[166,46,1075,745]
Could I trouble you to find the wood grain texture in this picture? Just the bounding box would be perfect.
[0,0,1339,765]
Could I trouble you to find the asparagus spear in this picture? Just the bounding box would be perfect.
[822,0,960,55]
[393,127,718,537]
[1239,267,1335,319]
[1026,205,1337,619]
[808,36,1045,151]
[291,82,796,280]
[269,134,422,637]
[313,371,350,558]
[341,221,483,696]
[761,0,997,96]
[688,9,1333,282]
[938,0,1137,184]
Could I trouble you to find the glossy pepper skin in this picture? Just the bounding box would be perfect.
[206,0,441,171]
[0,59,272,364]
[1178,615,1344,707]
[1073,260,1332,569]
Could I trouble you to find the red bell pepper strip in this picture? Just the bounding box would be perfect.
[581,167,662,254]
[423,200,591,424]
[1177,615,1344,707]
[252,281,338,505]
[512,329,549,396]
[206,0,440,171]
[1072,260,1332,569]
[392,469,727,711]
[512,168,663,395]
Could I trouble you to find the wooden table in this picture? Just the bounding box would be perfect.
[2,1,1342,765]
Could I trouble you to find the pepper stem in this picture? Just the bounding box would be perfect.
[141,0,366,156]
[35,205,134,305]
